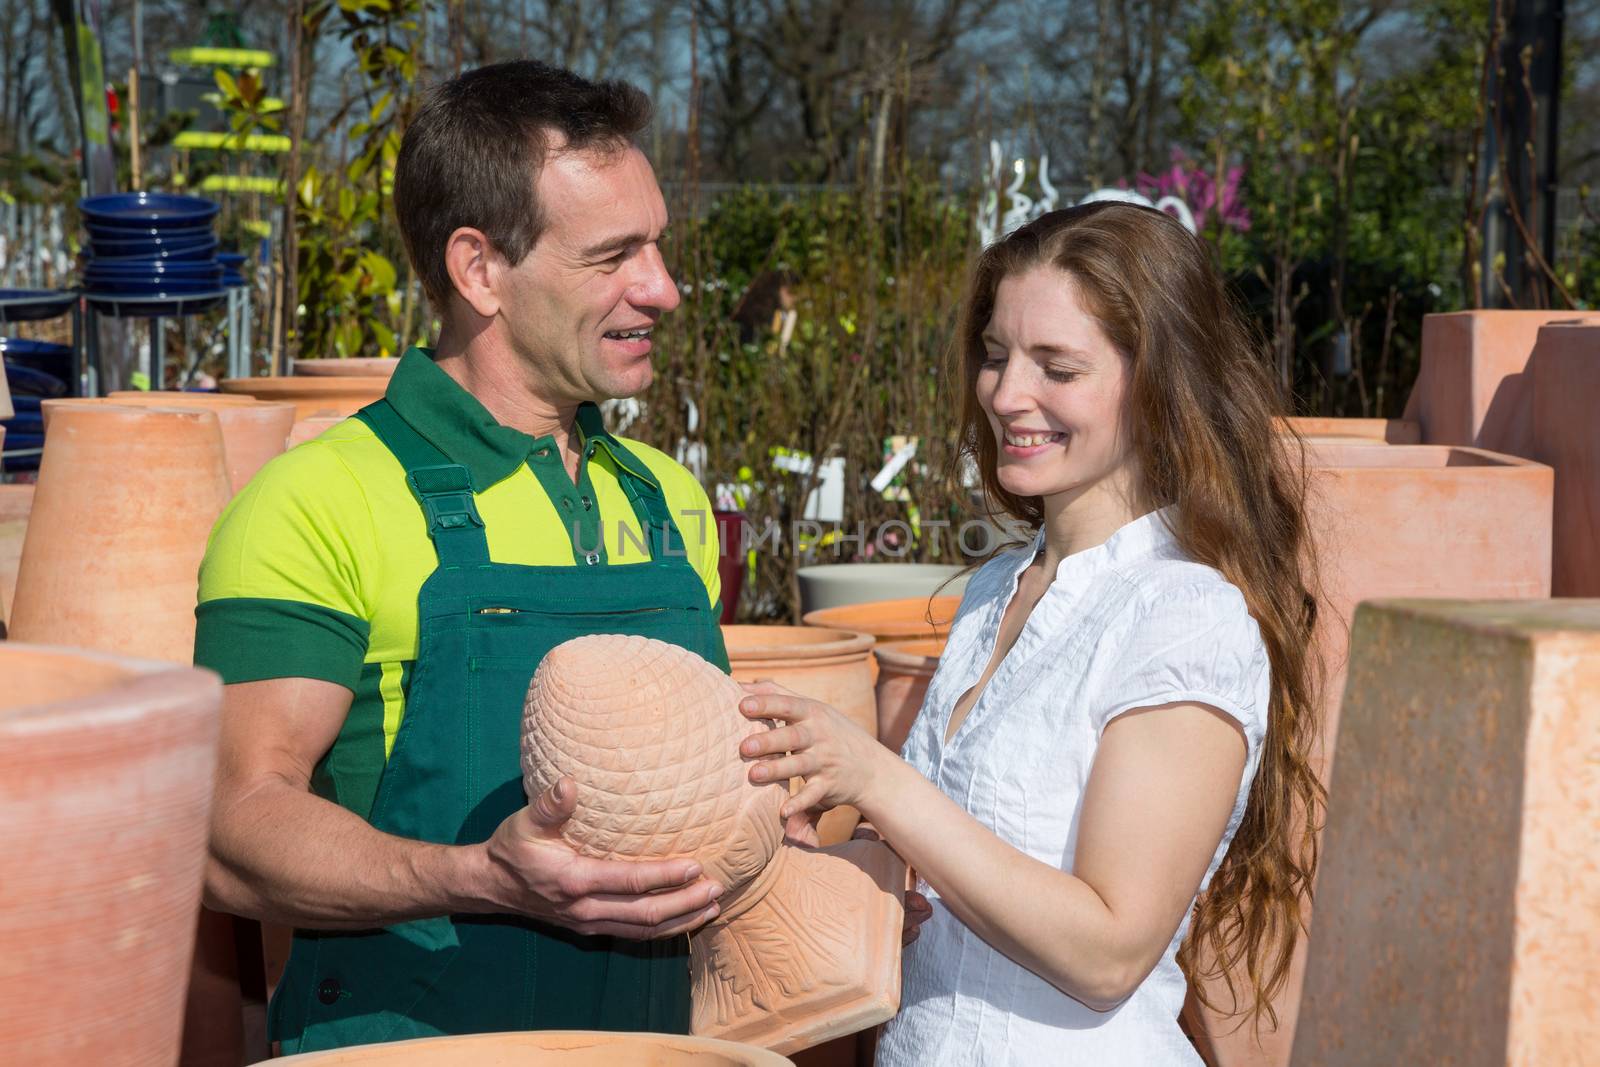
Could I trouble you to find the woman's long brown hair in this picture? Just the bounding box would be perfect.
[954,202,1325,1029]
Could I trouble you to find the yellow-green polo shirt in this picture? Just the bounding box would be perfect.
[195,347,721,820]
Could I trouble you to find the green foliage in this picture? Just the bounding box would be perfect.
[292,0,424,359]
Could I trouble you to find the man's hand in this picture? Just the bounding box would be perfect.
[479,776,724,939]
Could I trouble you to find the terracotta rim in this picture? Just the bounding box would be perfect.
[1306,443,1549,471]
[220,376,389,393]
[0,643,218,725]
[802,595,961,639]
[874,638,946,676]
[270,1029,793,1064]
[722,624,874,662]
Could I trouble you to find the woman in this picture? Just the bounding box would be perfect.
[738,202,1324,1064]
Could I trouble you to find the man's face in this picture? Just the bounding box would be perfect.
[496,144,679,403]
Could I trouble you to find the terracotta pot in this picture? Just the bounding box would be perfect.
[1402,309,1600,454]
[218,375,388,420]
[0,483,32,627]
[0,643,222,1067]
[1278,416,1420,443]
[1293,599,1600,1066]
[872,638,945,753]
[797,562,970,614]
[9,402,232,663]
[272,1030,793,1064]
[723,624,877,844]
[1196,442,1554,1067]
[803,595,961,645]
[291,356,399,377]
[104,392,296,493]
[288,413,346,447]
[1529,323,1600,596]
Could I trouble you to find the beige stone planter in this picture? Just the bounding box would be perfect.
[1279,416,1420,443]
[723,625,877,844]
[1403,309,1600,453]
[292,356,399,377]
[218,375,388,420]
[803,595,962,646]
[1529,323,1600,596]
[274,1030,793,1064]
[10,403,232,662]
[1293,599,1600,1066]
[101,392,296,493]
[797,562,970,614]
[0,643,222,1066]
[0,482,31,627]
[1198,442,1555,1067]
[872,638,945,753]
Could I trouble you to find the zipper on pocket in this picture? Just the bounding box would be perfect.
[477,607,520,615]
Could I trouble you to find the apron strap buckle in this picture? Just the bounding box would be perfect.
[407,464,490,562]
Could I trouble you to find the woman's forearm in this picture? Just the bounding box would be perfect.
[858,753,1148,1010]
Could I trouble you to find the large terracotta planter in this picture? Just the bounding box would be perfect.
[1292,599,1600,1066]
[872,638,945,753]
[803,595,962,645]
[1529,323,1600,596]
[292,356,399,377]
[797,562,970,614]
[273,1030,792,1064]
[1278,416,1420,443]
[9,402,232,663]
[218,375,388,420]
[1402,309,1600,453]
[1197,442,1554,1067]
[103,392,295,493]
[723,624,877,844]
[288,413,347,447]
[0,482,32,626]
[0,643,222,1066]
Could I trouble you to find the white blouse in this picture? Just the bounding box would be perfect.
[876,508,1270,1067]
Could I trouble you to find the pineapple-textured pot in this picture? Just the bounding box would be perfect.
[523,635,905,1056]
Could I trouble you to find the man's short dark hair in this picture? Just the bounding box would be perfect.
[393,60,652,310]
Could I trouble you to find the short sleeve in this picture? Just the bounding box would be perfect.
[1090,580,1270,746]
[194,442,374,690]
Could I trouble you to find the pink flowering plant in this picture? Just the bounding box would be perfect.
[1128,149,1252,234]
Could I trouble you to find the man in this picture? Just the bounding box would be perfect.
[197,62,728,1053]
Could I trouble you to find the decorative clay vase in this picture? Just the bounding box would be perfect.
[103,392,296,493]
[802,595,961,646]
[292,356,399,377]
[871,638,945,753]
[287,413,346,448]
[0,482,32,627]
[273,1030,794,1064]
[0,643,222,1066]
[796,563,969,614]
[218,375,388,420]
[9,402,232,663]
[722,625,878,843]
[523,635,905,1056]
[1195,441,1555,1067]
[1293,599,1600,1066]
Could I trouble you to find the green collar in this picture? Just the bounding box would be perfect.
[383,346,656,491]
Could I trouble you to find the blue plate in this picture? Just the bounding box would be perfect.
[5,352,73,382]
[84,290,228,318]
[222,270,247,287]
[2,363,67,398]
[80,192,220,229]
[87,261,222,280]
[88,241,221,264]
[2,412,43,431]
[7,396,41,414]
[86,221,215,244]
[0,289,76,322]
[218,252,247,267]
[1,429,43,470]
[83,276,224,296]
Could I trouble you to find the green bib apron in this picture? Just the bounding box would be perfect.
[269,398,730,1054]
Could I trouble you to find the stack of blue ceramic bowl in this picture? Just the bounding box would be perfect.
[0,338,69,471]
[80,192,227,316]
[219,251,249,288]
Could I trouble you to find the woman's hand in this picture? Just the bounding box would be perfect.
[737,681,888,818]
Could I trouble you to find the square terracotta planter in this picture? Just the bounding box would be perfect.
[1402,309,1600,453]
[1293,599,1600,1066]
[1279,416,1420,443]
[1529,323,1600,596]
[1196,443,1554,1066]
